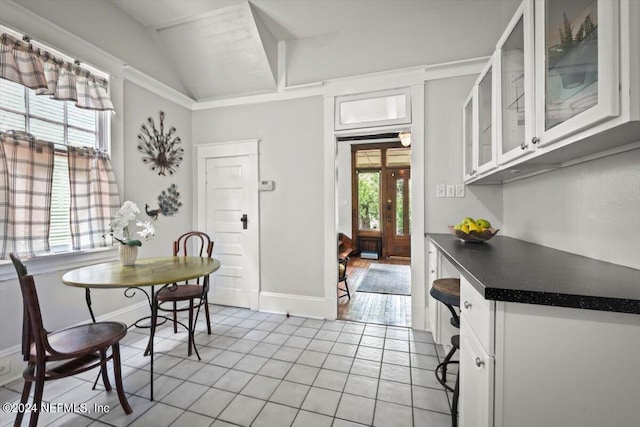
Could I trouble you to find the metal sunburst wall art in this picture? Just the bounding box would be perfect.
[137,111,184,176]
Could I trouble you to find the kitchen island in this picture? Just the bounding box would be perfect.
[426,233,640,427]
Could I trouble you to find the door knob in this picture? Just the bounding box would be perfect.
[240,214,248,230]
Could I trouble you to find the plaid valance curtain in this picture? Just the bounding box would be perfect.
[0,131,55,259]
[68,147,120,251]
[0,33,114,111]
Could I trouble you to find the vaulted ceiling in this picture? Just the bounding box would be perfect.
[10,0,521,101]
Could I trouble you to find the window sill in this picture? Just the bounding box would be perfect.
[0,247,118,282]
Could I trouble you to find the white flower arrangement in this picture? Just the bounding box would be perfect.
[109,201,155,246]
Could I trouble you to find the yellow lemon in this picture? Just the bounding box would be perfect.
[461,224,470,233]
[467,222,481,232]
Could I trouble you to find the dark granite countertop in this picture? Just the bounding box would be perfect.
[427,233,640,314]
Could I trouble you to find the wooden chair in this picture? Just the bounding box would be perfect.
[338,232,354,259]
[338,257,351,300]
[156,231,214,356]
[9,253,132,427]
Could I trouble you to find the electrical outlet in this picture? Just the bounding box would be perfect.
[446,185,455,198]
[456,184,465,198]
[436,184,446,198]
[0,362,10,376]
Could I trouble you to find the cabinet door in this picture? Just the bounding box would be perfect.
[497,0,537,164]
[476,55,497,174]
[460,317,495,427]
[534,0,620,146]
[462,88,477,182]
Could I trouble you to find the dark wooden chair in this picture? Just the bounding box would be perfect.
[156,231,214,356]
[338,232,354,259]
[338,257,351,300]
[9,253,132,427]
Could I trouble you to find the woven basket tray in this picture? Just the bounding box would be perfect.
[448,225,500,242]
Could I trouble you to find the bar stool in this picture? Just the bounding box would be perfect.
[430,277,461,427]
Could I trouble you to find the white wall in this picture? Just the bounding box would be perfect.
[503,148,640,269]
[121,81,194,259]
[424,75,504,232]
[8,0,187,96]
[286,0,518,87]
[192,96,325,298]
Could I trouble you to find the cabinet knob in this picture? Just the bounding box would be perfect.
[520,142,528,150]
[531,136,539,145]
[475,357,485,367]
[464,301,472,309]
[431,269,435,274]
[470,169,477,175]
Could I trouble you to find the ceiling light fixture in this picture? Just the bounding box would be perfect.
[398,131,411,147]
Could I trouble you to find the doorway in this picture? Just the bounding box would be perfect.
[338,137,412,327]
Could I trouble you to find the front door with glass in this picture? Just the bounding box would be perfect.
[384,168,411,258]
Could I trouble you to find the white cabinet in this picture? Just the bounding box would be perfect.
[462,55,498,182]
[464,0,640,184]
[534,0,620,147]
[460,317,494,427]
[496,0,536,164]
[459,276,495,427]
[462,89,476,181]
[476,57,497,175]
[455,276,640,427]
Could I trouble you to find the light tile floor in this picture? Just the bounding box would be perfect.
[0,305,457,427]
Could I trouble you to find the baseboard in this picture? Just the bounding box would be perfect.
[412,305,427,331]
[259,292,328,319]
[0,301,149,387]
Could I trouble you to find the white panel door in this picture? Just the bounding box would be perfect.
[197,141,259,310]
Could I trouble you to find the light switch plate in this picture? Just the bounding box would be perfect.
[436,184,446,198]
[455,184,465,198]
[446,185,455,198]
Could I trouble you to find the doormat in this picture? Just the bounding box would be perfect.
[357,263,411,295]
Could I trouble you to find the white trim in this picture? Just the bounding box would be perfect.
[322,96,338,319]
[423,56,490,81]
[0,248,118,282]
[277,40,287,91]
[123,65,195,110]
[193,83,324,110]
[259,292,328,319]
[195,139,260,158]
[193,59,485,111]
[0,300,148,386]
[409,84,426,331]
[322,83,426,326]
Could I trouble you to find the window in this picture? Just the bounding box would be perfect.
[357,171,380,231]
[0,78,107,253]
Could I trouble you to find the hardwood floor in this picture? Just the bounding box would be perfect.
[337,256,411,327]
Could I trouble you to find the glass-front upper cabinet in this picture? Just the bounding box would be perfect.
[462,88,476,181]
[496,0,536,164]
[535,0,619,147]
[475,55,497,174]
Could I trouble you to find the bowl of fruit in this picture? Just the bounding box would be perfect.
[449,217,499,242]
